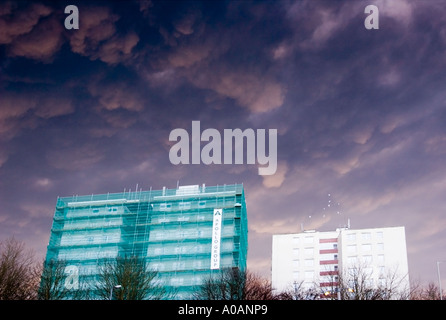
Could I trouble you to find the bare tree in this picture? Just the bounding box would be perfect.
[277,281,322,300]
[38,258,95,300]
[193,267,245,300]
[38,259,67,300]
[376,266,411,300]
[410,281,443,300]
[337,263,410,300]
[38,259,76,300]
[244,271,280,300]
[194,268,290,300]
[319,268,340,300]
[0,237,40,300]
[96,255,173,300]
[424,282,443,300]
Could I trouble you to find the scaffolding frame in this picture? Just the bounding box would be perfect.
[45,184,248,299]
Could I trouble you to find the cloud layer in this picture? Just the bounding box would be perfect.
[1,0,446,286]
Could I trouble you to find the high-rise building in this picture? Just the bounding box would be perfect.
[272,226,410,299]
[44,183,248,299]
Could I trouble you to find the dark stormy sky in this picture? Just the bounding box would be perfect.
[1,0,446,287]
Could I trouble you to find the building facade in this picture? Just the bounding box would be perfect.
[272,226,410,299]
[44,183,248,299]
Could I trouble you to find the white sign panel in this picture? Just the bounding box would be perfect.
[211,208,223,269]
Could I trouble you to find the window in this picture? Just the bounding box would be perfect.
[376,231,383,239]
[364,279,374,287]
[347,256,357,264]
[377,243,384,251]
[293,237,300,245]
[293,260,299,268]
[160,203,172,211]
[304,259,314,267]
[377,254,385,265]
[363,255,373,264]
[304,248,314,255]
[347,233,356,241]
[304,236,314,244]
[179,202,191,210]
[322,264,337,272]
[347,245,357,253]
[293,271,300,280]
[171,277,184,286]
[305,271,314,279]
[362,232,372,241]
[362,244,372,252]
[347,269,357,278]
[293,248,300,256]
[378,278,386,286]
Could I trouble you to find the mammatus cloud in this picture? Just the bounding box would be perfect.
[262,161,288,188]
[0,148,8,169]
[66,5,139,65]
[375,0,414,25]
[95,32,139,65]
[46,143,105,171]
[7,15,64,62]
[0,3,140,64]
[0,93,37,134]
[34,96,75,119]
[67,6,117,55]
[139,3,287,114]
[88,80,145,113]
[0,2,65,62]
[0,2,52,44]
[186,68,286,113]
[0,92,75,140]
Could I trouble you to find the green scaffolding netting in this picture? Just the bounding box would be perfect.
[44,184,248,300]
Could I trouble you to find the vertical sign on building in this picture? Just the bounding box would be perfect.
[211,208,223,269]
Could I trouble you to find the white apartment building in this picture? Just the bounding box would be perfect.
[272,226,410,299]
